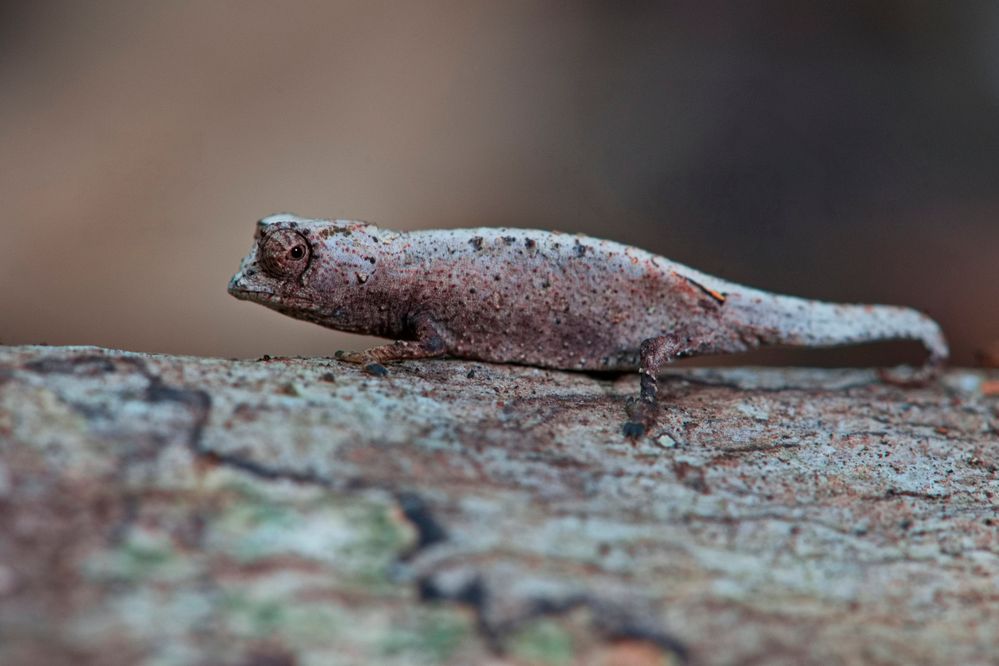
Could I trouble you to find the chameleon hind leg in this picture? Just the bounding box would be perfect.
[623,332,715,439]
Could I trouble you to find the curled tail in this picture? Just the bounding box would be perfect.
[727,291,949,377]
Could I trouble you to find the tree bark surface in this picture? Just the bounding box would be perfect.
[1,345,997,665]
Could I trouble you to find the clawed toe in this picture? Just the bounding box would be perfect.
[622,420,646,439]
[364,362,389,377]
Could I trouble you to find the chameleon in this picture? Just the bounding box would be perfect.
[228,213,948,437]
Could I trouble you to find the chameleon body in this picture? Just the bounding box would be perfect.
[229,214,948,436]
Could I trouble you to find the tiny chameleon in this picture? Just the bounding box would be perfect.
[229,213,948,438]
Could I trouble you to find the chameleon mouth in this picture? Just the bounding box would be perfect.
[227,271,279,303]
[228,285,270,301]
[228,283,320,311]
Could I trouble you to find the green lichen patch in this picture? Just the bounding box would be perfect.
[84,527,197,585]
[378,608,474,664]
[209,483,413,592]
[508,619,576,666]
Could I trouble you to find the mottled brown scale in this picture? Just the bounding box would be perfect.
[229,214,949,437]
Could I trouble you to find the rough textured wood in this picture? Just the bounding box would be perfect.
[1,345,997,665]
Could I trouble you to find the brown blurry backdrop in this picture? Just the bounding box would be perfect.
[2,1,997,365]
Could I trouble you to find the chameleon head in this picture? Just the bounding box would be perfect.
[228,213,382,322]
[227,214,324,314]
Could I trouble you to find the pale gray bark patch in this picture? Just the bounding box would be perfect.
[1,345,997,665]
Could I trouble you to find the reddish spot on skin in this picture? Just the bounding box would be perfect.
[673,272,727,305]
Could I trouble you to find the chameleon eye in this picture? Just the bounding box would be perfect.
[260,229,311,279]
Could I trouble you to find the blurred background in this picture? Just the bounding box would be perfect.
[2,1,997,366]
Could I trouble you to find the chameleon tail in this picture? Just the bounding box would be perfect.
[732,292,949,376]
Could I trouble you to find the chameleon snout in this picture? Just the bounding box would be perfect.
[228,251,266,299]
[227,272,244,295]
[228,267,264,296]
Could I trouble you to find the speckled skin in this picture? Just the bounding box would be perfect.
[229,214,948,434]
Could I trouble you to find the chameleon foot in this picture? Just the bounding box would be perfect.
[335,351,388,376]
[334,350,363,363]
[622,420,646,439]
[364,362,389,377]
[624,395,657,439]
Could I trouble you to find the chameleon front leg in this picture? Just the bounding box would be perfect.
[623,333,705,438]
[335,315,446,376]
